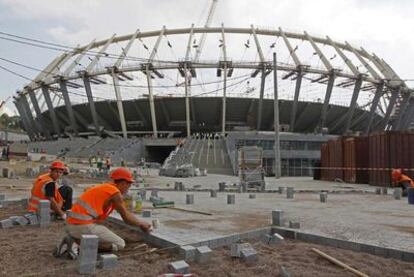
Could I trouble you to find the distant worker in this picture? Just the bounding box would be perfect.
[55,168,151,258]
[391,169,414,196]
[28,161,73,219]
[59,166,74,211]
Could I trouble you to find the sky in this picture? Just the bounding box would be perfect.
[0,0,413,115]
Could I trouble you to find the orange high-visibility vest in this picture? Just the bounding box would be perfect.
[67,183,120,225]
[28,173,63,212]
[398,174,414,188]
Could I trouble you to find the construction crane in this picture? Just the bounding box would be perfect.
[193,0,218,62]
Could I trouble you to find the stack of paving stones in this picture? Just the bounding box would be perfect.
[382,188,388,195]
[375,188,382,195]
[174,182,185,191]
[2,167,15,178]
[272,210,284,226]
[320,192,328,203]
[38,200,51,227]
[78,235,99,274]
[394,188,402,200]
[218,182,226,192]
[278,187,285,194]
[249,194,256,199]
[286,187,294,199]
[186,194,194,205]
[227,194,235,204]
[210,190,217,198]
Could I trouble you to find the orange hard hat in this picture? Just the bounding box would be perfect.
[391,169,402,181]
[110,167,134,183]
[50,160,66,170]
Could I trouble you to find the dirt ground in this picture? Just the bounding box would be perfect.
[1,205,414,276]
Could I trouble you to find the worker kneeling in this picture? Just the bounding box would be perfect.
[392,169,414,197]
[55,167,151,259]
[28,160,72,219]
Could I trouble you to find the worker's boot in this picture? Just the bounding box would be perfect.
[53,236,79,260]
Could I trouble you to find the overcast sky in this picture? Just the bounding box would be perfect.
[1,0,413,115]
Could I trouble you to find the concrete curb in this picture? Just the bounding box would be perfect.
[272,227,414,262]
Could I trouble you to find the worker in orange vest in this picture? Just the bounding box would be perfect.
[391,169,414,196]
[55,167,151,259]
[28,160,72,219]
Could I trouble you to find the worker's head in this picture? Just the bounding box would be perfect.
[392,169,402,181]
[110,167,134,194]
[49,160,66,180]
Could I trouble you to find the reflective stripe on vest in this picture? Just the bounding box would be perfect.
[66,211,94,221]
[30,196,41,201]
[76,199,98,218]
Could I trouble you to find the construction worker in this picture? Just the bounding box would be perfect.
[391,169,414,196]
[56,167,151,258]
[28,160,72,219]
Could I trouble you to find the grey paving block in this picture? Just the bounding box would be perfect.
[289,221,300,229]
[393,188,402,200]
[231,242,251,257]
[142,210,152,217]
[240,247,258,263]
[218,182,226,192]
[13,216,29,226]
[0,218,13,229]
[278,187,285,194]
[168,260,189,274]
[286,187,294,199]
[272,210,284,226]
[38,200,51,227]
[382,188,388,195]
[98,254,118,270]
[186,194,194,205]
[24,213,39,225]
[227,194,235,204]
[179,245,196,261]
[249,194,256,199]
[320,192,328,203]
[375,188,381,194]
[195,246,212,263]
[210,190,217,198]
[78,234,99,275]
[151,189,159,197]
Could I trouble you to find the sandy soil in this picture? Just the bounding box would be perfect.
[1,205,414,277]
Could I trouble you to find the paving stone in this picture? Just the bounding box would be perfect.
[278,187,285,194]
[218,182,226,192]
[210,190,217,198]
[168,260,189,274]
[141,210,152,218]
[272,210,284,226]
[12,216,29,226]
[320,192,328,203]
[263,233,284,245]
[289,221,300,229]
[227,194,235,204]
[78,235,99,275]
[98,254,118,270]
[393,188,402,200]
[151,189,158,197]
[195,246,212,263]
[24,213,39,225]
[179,245,196,261]
[249,194,256,199]
[286,187,294,199]
[375,188,381,195]
[38,200,51,227]
[231,243,251,257]
[0,218,13,229]
[240,247,258,263]
[186,194,194,205]
[382,188,388,195]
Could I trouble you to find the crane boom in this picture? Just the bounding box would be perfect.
[193,0,218,62]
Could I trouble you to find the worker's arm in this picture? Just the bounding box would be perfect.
[111,193,152,233]
[44,182,65,217]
